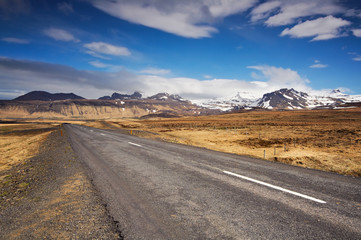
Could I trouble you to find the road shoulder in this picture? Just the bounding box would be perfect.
[0,128,121,239]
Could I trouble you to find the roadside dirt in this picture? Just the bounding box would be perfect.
[0,127,122,239]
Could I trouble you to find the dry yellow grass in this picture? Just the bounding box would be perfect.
[90,108,361,176]
[0,123,58,172]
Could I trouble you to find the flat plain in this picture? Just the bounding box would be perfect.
[82,107,361,177]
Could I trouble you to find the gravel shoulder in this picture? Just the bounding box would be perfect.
[0,127,121,239]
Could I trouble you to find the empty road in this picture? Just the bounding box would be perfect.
[65,124,361,239]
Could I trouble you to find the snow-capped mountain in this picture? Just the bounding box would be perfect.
[191,92,260,111]
[148,92,187,102]
[257,88,309,109]
[192,88,361,111]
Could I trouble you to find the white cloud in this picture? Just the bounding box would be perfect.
[310,60,327,68]
[347,52,361,61]
[345,9,361,18]
[89,60,110,68]
[91,0,257,38]
[352,29,361,37]
[44,27,79,42]
[0,57,315,100]
[254,0,345,27]
[140,68,171,75]
[89,60,123,71]
[247,65,310,92]
[2,37,29,44]
[280,16,351,41]
[250,1,281,22]
[85,51,111,60]
[310,64,328,68]
[84,42,131,57]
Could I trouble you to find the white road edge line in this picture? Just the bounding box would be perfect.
[223,170,326,204]
[128,142,142,147]
[100,133,106,136]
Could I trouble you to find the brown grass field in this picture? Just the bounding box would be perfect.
[0,122,59,173]
[1,107,360,177]
[82,108,361,177]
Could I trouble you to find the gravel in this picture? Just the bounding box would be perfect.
[0,127,122,239]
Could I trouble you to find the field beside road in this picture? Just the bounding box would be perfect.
[0,122,120,239]
[83,108,361,176]
[0,122,58,172]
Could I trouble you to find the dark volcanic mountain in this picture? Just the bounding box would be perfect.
[257,88,309,109]
[14,91,84,101]
[98,91,142,100]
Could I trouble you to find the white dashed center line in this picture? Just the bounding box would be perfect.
[128,142,142,147]
[223,170,326,204]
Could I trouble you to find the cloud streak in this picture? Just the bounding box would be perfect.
[58,2,74,15]
[310,60,328,68]
[352,29,361,37]
[90,0,257,38]
[1,37,29,44]
[280,16,351,41]
[250,0,344,26]
[84,42,131,57]
[44,27,79,42]
[0,57,314,100]
[140,68,171,75]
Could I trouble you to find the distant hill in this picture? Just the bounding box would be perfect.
[14,91,84,101]
[98,91,142,100]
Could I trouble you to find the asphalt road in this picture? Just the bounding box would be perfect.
[65,124,361,240]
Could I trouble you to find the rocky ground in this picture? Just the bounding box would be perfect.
[0,127,122,239]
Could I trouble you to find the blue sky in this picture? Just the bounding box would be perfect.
[0,0,361,100]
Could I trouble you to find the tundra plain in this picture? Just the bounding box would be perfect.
[1,107,360,178]
[81,108,361,177]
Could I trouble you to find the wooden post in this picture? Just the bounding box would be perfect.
[264,150,266,159]
[274,147,276,155]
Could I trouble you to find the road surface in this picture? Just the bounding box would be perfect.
[65,124,361,239]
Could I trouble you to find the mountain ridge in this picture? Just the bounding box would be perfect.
[193,88,361,111]
[14,91,84,101]
[10,88,361,113]
[2,91,217,119]
[98,91,142,100]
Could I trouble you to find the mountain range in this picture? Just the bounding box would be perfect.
[193,88,361,111]
[1,91,216,119]
[2,88,361,120]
